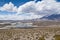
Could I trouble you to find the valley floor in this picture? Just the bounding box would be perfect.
[0,27,60,40]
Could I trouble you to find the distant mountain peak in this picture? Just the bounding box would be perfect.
[41,14,60,20]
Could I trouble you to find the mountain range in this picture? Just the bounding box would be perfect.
[40,14,60,21]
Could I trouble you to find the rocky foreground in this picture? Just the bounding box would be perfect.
[0,27,60,40]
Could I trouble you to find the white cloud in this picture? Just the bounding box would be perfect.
[0,0,60,20]
[0,2,17,12]
[17,1,36,14]
[0,14,42,20]
[17,0,59,16]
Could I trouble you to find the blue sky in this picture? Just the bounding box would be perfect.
[0,0,60,20]
[0,0,42,7]
[0,0,60,7]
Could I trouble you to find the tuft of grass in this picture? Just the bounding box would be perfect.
[38,36,45,40]
[54,35,60,40]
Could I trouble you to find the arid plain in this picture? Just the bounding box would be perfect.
[0,21,60,40]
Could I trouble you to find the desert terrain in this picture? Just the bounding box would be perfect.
[0,21,60,40]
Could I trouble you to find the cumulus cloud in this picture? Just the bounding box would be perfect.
[0,0,60,15]
[0,2,17,12]
[18,0,60,15]
[0,0,60,20]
